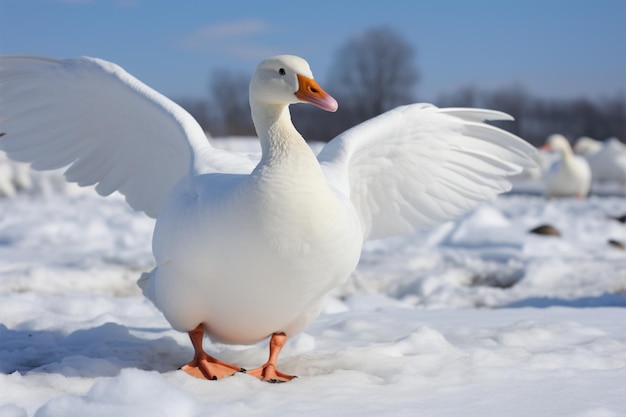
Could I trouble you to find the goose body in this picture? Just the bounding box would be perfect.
[0,54,536,380]
[574,136,626,184]
[149,143,362,344]
[543,134,592,198]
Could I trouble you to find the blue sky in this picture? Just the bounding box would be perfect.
[1,0,625,102]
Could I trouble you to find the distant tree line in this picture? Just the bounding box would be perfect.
[437,86,625,146]
[176,27,625,147]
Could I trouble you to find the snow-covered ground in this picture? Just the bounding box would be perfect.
[1,139,625,417]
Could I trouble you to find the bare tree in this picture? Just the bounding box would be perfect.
[437,86,480,108]
[175,98,213,135]
[483,85,531,137]
[209,70,255,136]
[327,27,419,126]
[436,86,625,146]
[602,96,626,140]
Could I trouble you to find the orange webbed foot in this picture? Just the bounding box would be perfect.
[181,324,245,380]
[247,332,297,383]
[181,353,245,380]
[246,363,296,383]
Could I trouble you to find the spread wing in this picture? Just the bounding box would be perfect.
[318,104,537,240]
[0,55,256,217]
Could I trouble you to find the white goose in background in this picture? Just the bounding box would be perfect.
[574,136,626,185]
[0,55,536,382]
[542,134,591,198]
[574,136,603,156]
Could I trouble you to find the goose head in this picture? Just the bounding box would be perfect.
[249,55,338,112]
[574,136,601,156]
[543,134,573,155]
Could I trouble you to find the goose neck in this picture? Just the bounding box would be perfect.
[558,146,575,163]
[250,101,308,161]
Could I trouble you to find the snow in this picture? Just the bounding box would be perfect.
[1,138,626,417]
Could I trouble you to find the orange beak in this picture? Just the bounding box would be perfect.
[295,74,338,112]
[540,144,551,151]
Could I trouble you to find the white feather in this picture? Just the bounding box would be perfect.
[318,104,537,239]
[0,56,254,217]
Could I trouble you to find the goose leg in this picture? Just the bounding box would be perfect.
[180,324,245,380]
[247,332,296,383]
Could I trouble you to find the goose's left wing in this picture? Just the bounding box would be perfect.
[318,104,537,240]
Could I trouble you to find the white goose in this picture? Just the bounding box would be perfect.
[542,134,592,198]
[574,136,626,185]
[574,136,603,156]
[0,55,536,382]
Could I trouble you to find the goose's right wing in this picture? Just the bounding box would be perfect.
[0,55,256,217]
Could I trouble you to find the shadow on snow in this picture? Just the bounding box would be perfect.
[0,323,189,377]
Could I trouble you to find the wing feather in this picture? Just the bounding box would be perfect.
[0,55,255,217]
[318,104,537,240]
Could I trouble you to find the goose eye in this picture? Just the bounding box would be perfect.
[278,68,286,75]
